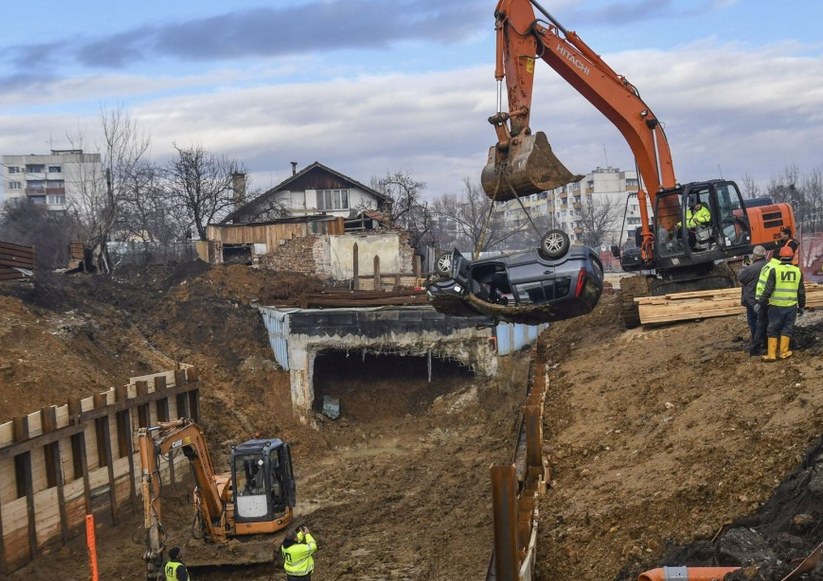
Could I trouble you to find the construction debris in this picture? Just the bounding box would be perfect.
[269,288,429,309]
[635,283,823,325]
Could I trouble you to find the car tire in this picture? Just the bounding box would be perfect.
[435,251,453,277]
[538,229,571,260]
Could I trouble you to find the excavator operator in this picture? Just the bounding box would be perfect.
[675,197,712,250]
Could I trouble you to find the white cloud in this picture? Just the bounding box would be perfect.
[3,38,823,201]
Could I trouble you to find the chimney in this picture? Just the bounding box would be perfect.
[290,161,298,175]
[231,172,247,208]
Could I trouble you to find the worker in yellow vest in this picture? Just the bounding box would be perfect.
[281,525,318,581]
[748,249,782,355]
[165,547,190,581]
[756,245,806,361]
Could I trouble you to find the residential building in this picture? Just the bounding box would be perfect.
[223,161,390,224]
[501,166,648,249]
[1,149,103,210]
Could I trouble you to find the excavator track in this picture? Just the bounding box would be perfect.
[619,274,650,329]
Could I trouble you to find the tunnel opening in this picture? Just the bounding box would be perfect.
[312,349,475,422]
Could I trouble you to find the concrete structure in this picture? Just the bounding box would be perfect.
[223,161,391,222]
[1,149,103,211]
[259,304,548,421]
[259,306,493,421]
[501,166,649,249]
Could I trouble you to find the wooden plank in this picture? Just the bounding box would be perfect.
[636,284,823,324]
[40,408,68,545]
[0,380,199,459]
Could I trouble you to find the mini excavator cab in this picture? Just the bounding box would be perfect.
[231,438,296,526]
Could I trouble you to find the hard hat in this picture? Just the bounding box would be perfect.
[778,245,794,260]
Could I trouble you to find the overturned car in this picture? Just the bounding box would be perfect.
[426,230,604,325]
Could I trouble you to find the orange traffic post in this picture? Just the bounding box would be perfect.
[640,566,741,581]
[86,514,99,581]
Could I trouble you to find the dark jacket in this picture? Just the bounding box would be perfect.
[738,256,767,308]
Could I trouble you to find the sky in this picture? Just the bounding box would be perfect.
[2,0,823,202]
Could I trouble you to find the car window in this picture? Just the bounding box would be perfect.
[514,277,571,304]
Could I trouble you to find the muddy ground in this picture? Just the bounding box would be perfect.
[1,264,823,580]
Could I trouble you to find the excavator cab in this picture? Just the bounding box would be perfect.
[231,439,295,524]
[653,180,753,268]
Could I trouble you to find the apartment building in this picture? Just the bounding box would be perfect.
[2,149,103,210]
[502,166,647,249]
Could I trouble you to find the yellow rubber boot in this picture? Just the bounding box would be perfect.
[762,337,778,362]
[779,336,793,359]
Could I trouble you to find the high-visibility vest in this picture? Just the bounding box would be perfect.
[165,561,184,581]
[686,206,711,228]
[755,258,781,300]
[768,263,801,307]
[282,533,317,576]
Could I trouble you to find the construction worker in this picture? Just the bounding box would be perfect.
[737,245,768,349]
[750,248,783,356]
[165,547,190,581]
[676,199,712,250]
[281,525,317,580]
[776,226,799,265]
[756,245,806,361]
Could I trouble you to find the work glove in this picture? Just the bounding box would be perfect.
[753,303,761,314]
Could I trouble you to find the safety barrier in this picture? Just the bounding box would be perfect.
[0,366,199,574]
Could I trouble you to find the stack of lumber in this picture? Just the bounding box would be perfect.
[636,283,823,325]
[270,288,429,309]
[0,240,35,281]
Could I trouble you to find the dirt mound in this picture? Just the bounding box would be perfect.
[534,295,823,581]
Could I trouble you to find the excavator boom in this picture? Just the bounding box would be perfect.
[483,0,677,255]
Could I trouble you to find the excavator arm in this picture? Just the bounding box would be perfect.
[138,419,229,581]
[483,0,679,259]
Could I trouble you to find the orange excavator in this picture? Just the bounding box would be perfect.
[480,0,796,327]
[138,418,296,580]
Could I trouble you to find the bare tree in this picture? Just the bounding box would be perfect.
[229,176,290,223]
[802,165,823,233]
[0,199,78,269]
[166,144,242,241]
[574,195,622,248]
[117,159,189,254]
[371,170,435,249]
[740,173,763,199]
[768,164,806,232]
[431,178,518,255]
[67,106,151,272]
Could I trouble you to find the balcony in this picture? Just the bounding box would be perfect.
[574,227,584,234]
[26,187,65,196]
[573,202,582,209]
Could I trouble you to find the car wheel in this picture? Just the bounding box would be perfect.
[539,229,571,259]
[435,251,453,276]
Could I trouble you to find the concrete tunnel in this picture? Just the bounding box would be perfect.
[258,305,546,422]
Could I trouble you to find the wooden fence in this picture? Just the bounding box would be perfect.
[0,241,35,281]
[0,366,200,574]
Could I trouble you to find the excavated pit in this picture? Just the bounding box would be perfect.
[311,350,475,422]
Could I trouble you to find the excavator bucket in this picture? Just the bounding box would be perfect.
[481,131,583,201]
[182,537,282,568]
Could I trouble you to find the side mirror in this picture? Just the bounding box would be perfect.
[610,245,621,258]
